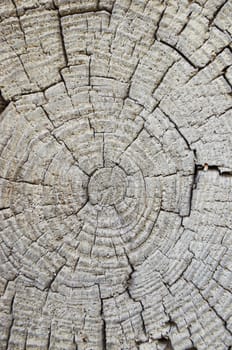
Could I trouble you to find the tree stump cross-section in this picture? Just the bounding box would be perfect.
[0,0,232,349]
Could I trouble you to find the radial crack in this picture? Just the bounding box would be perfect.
[160,39,197,69]
[98,285,107,350]
[158,106,192,151]
[208,0,229,25]
[52,1,68,66]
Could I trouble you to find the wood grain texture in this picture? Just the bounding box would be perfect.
[0,0,231,349]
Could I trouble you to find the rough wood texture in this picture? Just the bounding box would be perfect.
[0,0,232,349]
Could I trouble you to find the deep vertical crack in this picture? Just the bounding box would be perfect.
[154,6,166,40]
[0,91,9,114]
[23,330,28,350]
[123,250,147,339]
[6,317,14,350]
[52,1,68,66]
[47,325,51,349]
[188,164,201,216]
[98,285,107,350]
[44,262,66,291]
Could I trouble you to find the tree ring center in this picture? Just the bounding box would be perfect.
[88,166,127,206]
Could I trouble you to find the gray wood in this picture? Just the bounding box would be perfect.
[0,0,232,349]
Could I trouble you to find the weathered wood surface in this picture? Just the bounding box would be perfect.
[0,0,232,349]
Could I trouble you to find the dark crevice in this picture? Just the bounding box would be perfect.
[121,124,145,156]
[176,11,192,36]
[59,69,75,108]
[90,211,98,258]
[102,316,107,350]
[162,278,175,298]
[88,117,96,138]
[126,289,147,339]
[23,330,28,350]
[139,301,147,338]
[52,1,68,66]
[168,254,194,286]
[40,105,55,128]
[209,60,231,84]
[18,54,32,83]
[223,72,232,90]
[158,337,174,350]
[208,0,229,25]
[196,163,232,176]
[191,44,232,77]
[98,285,107,350]
[16,179,52,186]
[99,6,113,14]
[183,163,232,221]
[50,131,90,177]
[44,262,66,291]
[0,92,9,114]
[135,336,175,349]
[6,317,14,350]
[47,325,51,349]
[0,174,53,187]
[152,61,175,95]
[1,278,17,297]
[88,56,92,86]
[12,80,62,101]
[123,249,147,339]
[165,319,179,331]
[154,6,166,40]
[159,39,197,69]
[188,164,201,215]
[73,335,78,350]
[124,59,140,100]
[213,23,228,35]
[9,294,15,314]
[123,247,135,286]
[0,206,10,211]
[59,8,112,17]
[158,106,192,151]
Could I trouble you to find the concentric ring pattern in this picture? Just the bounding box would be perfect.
[0,1,232,349]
